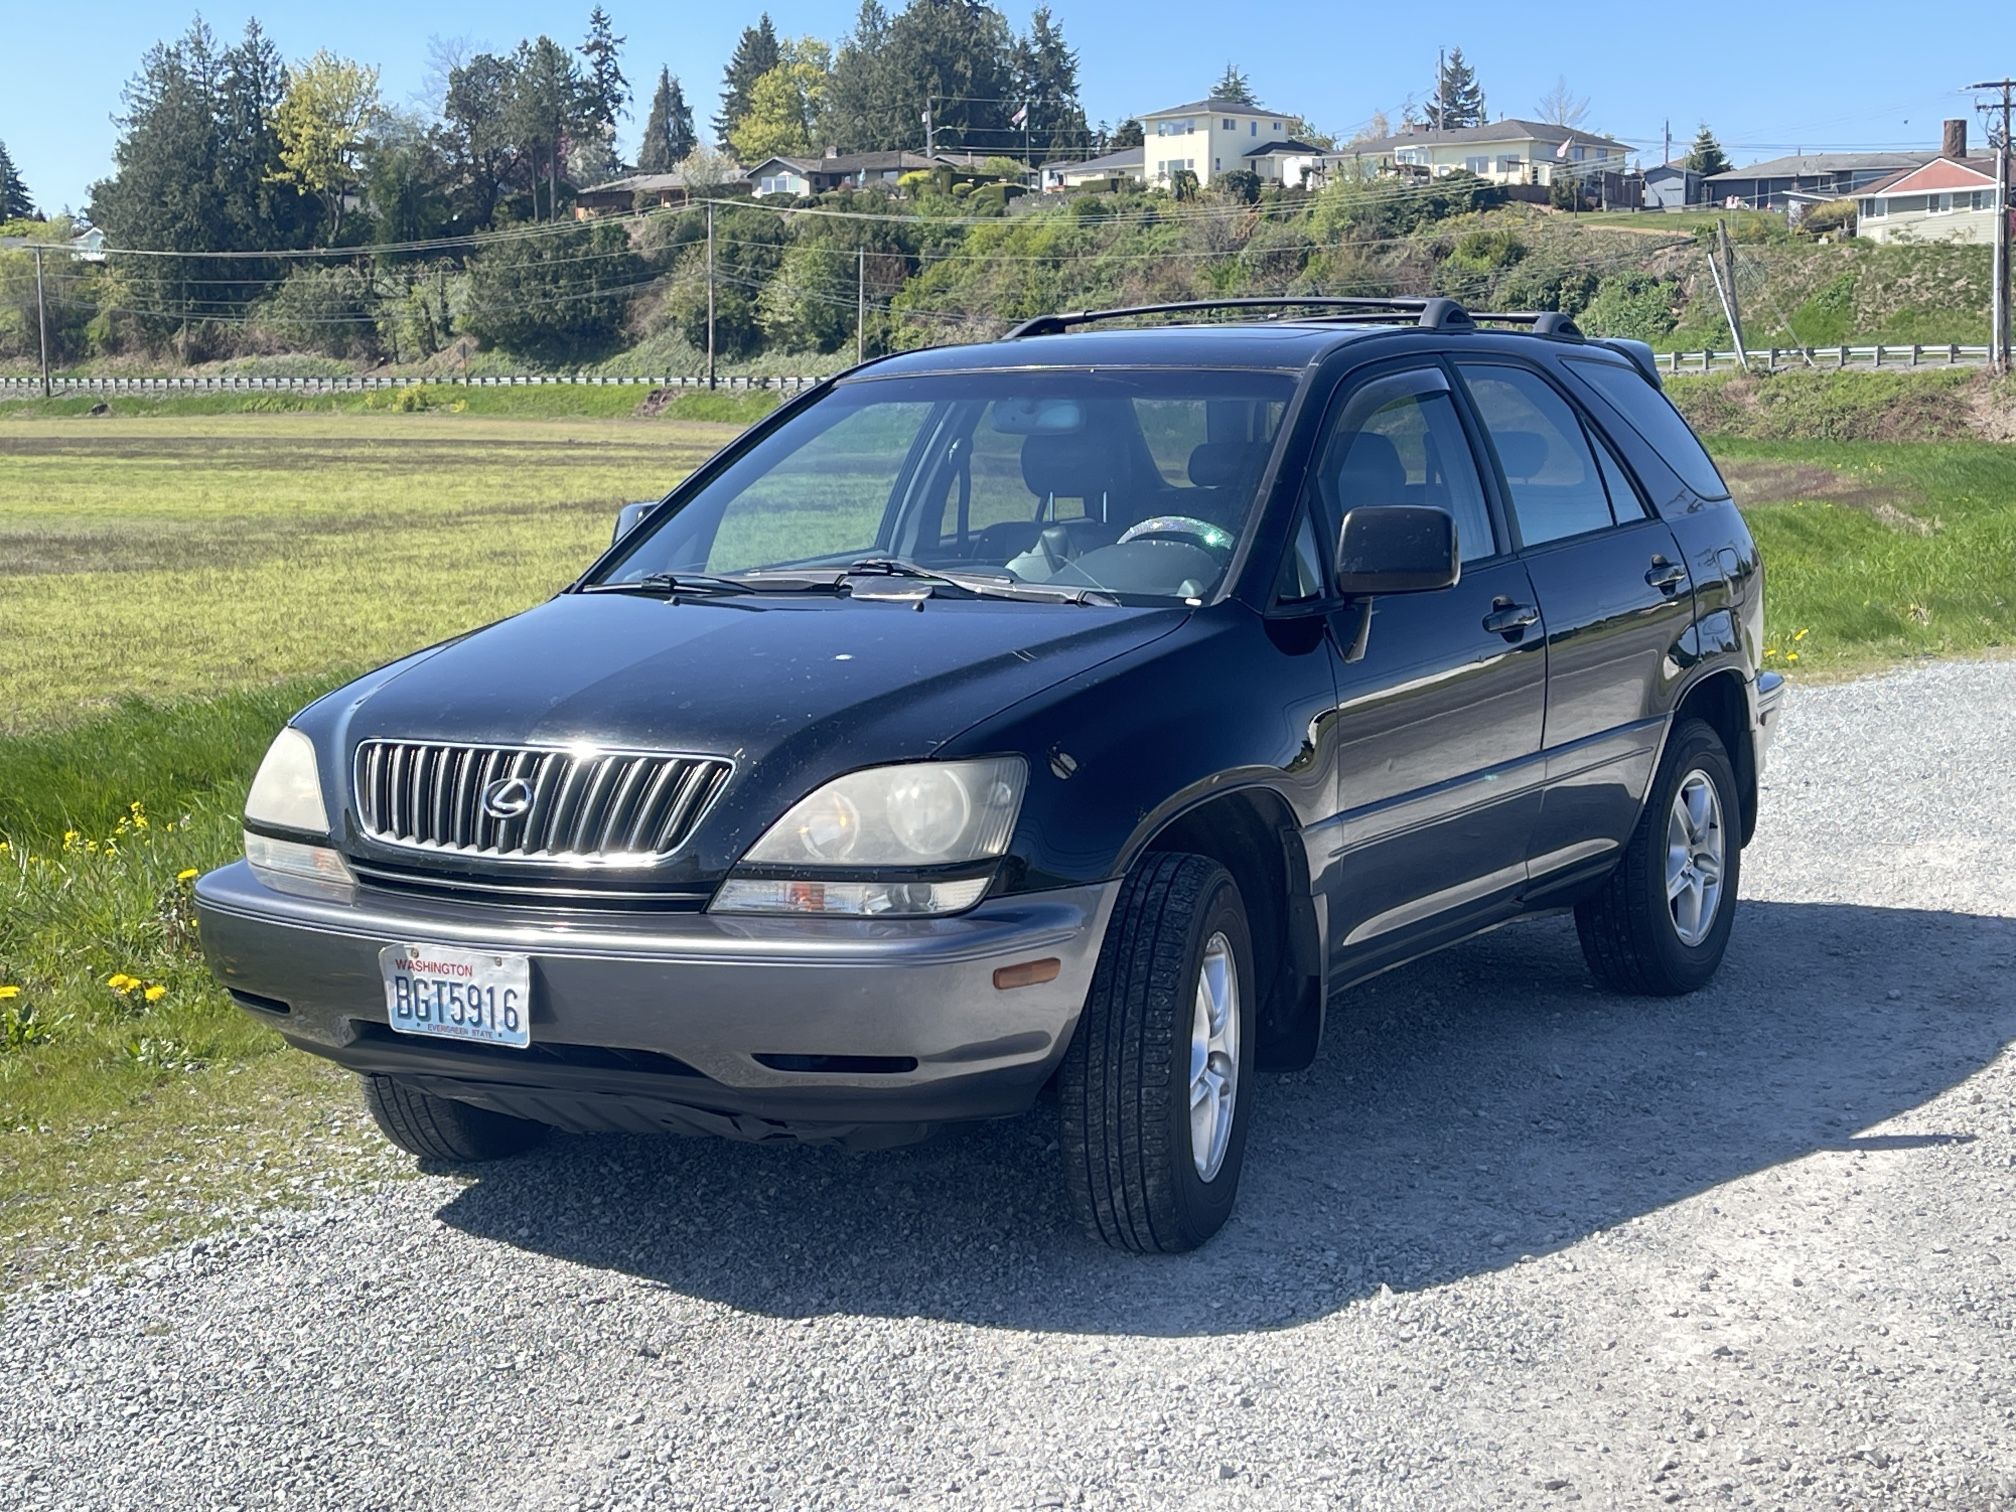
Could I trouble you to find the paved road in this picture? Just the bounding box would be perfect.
[5,661,2015,1510]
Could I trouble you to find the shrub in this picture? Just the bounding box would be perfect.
[1580,271,1680,340]
[259,266,381,361]
[1798,198,1858,239]
[463,221,645,363]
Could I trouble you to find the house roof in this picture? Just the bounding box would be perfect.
[1703,150,1933,184]
[1052,145,1145,176]
[1856,156,2002,197]
[581,165,746,195]
[747,150,962,180]
[1642,164,1699,180]
[1350,118,1630,153]
[1141,96,1279,120]
[1243,138,1324,159]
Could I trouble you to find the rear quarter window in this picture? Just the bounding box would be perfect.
[1562,356,1730,501]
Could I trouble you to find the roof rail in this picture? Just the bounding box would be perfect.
[1004,296,1476,338]
[1467,310,1585,339]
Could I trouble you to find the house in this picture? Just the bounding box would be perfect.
[1242,138,1326,186]
[573,166,749,217]
[1642,164,1701,211]
[1702,149,1933,212]
[743,149,970,197]
[1139,97,1308,188]
[1856,155,2005,245]
[1328,118,1632,188]
[1042,145,1144,192]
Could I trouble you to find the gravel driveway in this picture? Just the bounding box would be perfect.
[5,660,2014,1511]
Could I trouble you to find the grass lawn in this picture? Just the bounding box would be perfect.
[1,400,2012,1289]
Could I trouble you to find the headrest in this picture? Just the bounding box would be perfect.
[1493,430,1551,481]
[1187,441,1267,489]
[1334,430,1407,504]
[1021,429,1117,500]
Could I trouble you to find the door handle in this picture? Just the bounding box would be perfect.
[1645,558,1688,593]
[1482,598,1540,636]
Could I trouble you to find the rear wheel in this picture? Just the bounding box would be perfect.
[1575,718,1742,995]
[361,1075,550,1162]
[1059,852,1255,1253]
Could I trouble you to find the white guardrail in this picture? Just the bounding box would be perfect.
[0,345,1998,394]
[0,372,828,395]
[1658,343,1994,374]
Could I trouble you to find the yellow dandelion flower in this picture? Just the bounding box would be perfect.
[107,972,140,991]
[1786,652,1800,663]
[144,984,168,1003]
[1793,628,1809,641]
[63,829,80,847]
[177,868,199,883]
[0,985,19,1000]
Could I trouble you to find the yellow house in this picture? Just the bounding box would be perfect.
[1335,118,1632,188]
[1140,96,1309,188]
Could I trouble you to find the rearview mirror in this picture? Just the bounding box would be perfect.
[612,500,656,544]
[1335,505,1459,596]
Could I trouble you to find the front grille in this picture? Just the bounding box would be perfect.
[354,740,731,865]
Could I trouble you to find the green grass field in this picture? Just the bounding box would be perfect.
[1,397,2011,1287]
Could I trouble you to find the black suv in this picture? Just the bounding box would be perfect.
[197,297,1784,1252]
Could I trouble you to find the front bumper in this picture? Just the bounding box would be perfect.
[196,862,1117,1144]
[1754,669,1787,772]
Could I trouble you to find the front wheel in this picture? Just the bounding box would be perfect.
[1575,717,1742,995]
[362,1074,550,1163]
[1059,852,1256,1253]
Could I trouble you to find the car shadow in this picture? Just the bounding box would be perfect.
[430,900,2015,1337]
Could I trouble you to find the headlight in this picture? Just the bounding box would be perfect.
[714,758,1026,917]
[741,758,1025,867]
[244,727,329,835]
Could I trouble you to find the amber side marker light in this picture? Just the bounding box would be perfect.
[992,957,1062,990]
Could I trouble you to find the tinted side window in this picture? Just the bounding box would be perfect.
[1275,502,1327,603]
[1317,374,1496,563]
[1590,426,1649,523]
[1562,356,1731,500]
[1457,364,1614,547]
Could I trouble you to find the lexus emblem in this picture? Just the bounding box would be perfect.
[481,776,535,820]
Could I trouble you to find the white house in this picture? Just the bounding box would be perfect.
[1856,156,2005,245]
[1140,97,1308,188]
[1042,145,1144,191]
[1328,118,1632,188]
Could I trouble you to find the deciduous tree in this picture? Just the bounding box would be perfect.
[441,51,519,230]
[729,40,833,164]
[271,50,382,240]
[1536,75,1588,129]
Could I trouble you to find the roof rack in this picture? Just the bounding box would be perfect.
[1004,296,1476,339]
[1465,310,1585,340]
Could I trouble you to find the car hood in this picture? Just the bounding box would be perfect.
[324,592,1186,876]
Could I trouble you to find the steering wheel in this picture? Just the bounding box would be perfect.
[1114,515,1235,553]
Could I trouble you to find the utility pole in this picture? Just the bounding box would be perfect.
[1432,48,1443,130]
[856,245,866,365]
[1969,79,2015,373]
[1710,218,1749,370]
[1663,119,1671,169]
[924,99,935,157]
[705,200,716,391]
[31,244,51,398]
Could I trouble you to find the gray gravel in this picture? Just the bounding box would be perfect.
[5,659,2016,1511]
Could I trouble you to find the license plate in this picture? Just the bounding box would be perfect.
[378,944,531,1049]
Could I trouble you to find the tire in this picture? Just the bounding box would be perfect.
[361,1074,550,1162]
[1575,717,1742,996]
[1059,852,1256,1253]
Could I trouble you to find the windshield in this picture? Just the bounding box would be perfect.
[590,369,1296,603]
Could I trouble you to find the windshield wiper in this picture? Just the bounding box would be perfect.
[843,558,1118,607]
[584,570,840,599]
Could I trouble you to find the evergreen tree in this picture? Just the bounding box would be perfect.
[508,36,583,219]
[0,141,38,221]
[638,68,696,172]
[1013,8,1090,163]
[1110,117,1143,150]
[881,0,1017,158]
[215,21,307,249]
[1430,46,1485,130]
[1687,124,1730,177]
[716,16,780,145]
[578,6,630,171]
[827,1,899,150]
[1211,63,1255,105]
[441,51,520,229]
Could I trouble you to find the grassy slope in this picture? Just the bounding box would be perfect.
[2,391,2012,1288]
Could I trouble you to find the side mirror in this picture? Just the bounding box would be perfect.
[612,500,657,545]
[1335,505,1459,596]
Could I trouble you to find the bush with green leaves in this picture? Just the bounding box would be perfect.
[463,221,645,364]
[1579,271,1680,341]
[258,265,381,361]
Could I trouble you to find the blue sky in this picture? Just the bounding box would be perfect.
[4,0,2006,214]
